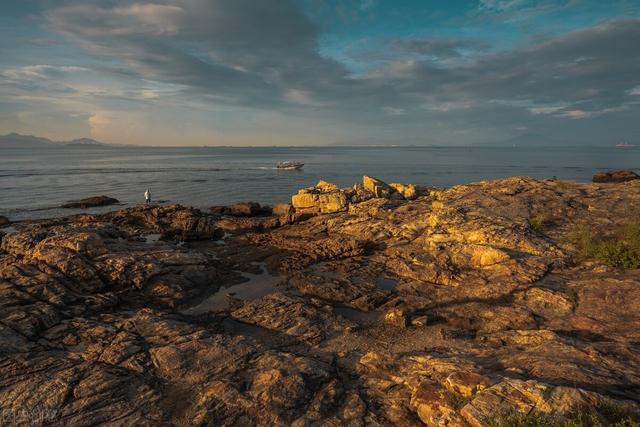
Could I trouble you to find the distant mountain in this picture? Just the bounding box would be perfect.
[472,133,561,147]
[0,133,110,148]
[63,137,107,147]
[0,133,56,148]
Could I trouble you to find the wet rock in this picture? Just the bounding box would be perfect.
[231,293,356,343]
[0,215,9,227]
[287,271,391,311]
[232,201,266,216]
[61,195,119,209]
[593,170,640,183]
[216,216,282,232]
[107,204,219,240]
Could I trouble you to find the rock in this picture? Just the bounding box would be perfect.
[410,315,429,327]
[390,182,418,200]
[291,187,349,214]
[107,204,219,240]
[460,379,601,426]
[272,203,294,216]
[228,201,268,216]
[2,176,640,425]
[383,308,408,328]
[0,215,9,227]
[592,170,640,183]
[363,175,392,198]
[231,293,356,344]
[210,202,270,217]
[315,180,339,192]
[61,195,119,209]
[349,184,376,204]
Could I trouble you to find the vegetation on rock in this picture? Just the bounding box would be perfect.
[571,222,640,269]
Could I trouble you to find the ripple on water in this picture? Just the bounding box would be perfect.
[182,263,280,314]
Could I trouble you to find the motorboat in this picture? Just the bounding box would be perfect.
[276,161,304,170]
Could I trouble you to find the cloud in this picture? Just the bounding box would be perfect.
[390,38,491,59]
[2,65,88,81]
[0,1,635,145]
[478,0,528,12]
[371,19,640,120]
[45,0,346,110]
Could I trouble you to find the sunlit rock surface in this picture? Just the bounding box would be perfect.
[1,177,640,425]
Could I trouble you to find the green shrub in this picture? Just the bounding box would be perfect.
[446,392,472,410]
[570,223,640,269]
[486,407,640,427]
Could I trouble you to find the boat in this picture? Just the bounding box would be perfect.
[276,161,304,170]
[616,142,636,148]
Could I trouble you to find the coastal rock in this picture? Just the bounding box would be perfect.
[210,202,271,217]
[291,182,349,214]
[592,169,640,183]
[0,215,9,227]
[383,308,409,328]
[106,204,220,240]
[231,293,356,343]
[272,203,294,217]
[460,379,601,426]
[315,180,339,192]
[348,183,376,204]
[363,175,392,198]
[2,176,640,425]
[61,195,119,209]
[389,182,418,200]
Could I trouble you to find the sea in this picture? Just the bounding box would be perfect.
[1,145,639,221]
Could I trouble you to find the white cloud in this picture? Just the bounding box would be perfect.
[2,65,88,81]
[479,0,527,12]
[530,105,566,115]
[283,89,324,107]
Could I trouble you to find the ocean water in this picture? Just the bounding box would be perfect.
[1,145,639,221]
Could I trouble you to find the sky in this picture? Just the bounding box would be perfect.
[1,0,639,146]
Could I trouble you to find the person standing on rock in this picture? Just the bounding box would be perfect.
[144,188,151,204]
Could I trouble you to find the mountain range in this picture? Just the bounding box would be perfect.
[0,133,110,148]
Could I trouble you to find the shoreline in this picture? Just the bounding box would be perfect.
[1,174,640,425]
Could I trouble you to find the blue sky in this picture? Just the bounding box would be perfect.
[1,0,640,145]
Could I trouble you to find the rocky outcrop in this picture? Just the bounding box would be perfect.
[105,203,220,241]
[389,182,418,200]
[291,180,350,214]
[363,175,393,198]
[61,195,119,208]
[1,177,640,425]
[210,201,271,217]
[593,169,640,183]
[290,176,424,218]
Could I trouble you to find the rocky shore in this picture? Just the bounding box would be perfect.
[1,175,640,426]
